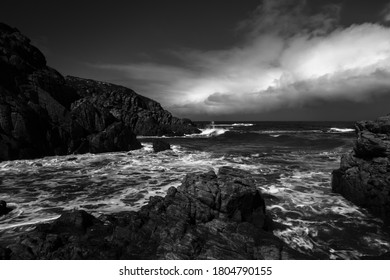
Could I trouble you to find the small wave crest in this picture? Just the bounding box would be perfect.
[232,123,254,127]
[328,128,355,133]
[186,127,230,138]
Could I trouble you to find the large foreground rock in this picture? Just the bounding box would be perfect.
[332,115,390,222]
[0,167,303,260]
[0,22,199,161]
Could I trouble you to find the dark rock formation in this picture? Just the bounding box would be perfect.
[0,200,12,216]
[0,23,139,159]
[0,167,304,260]
[332,115,390,222]
[0,22,199,161]
[67,76,200,137]
[152,140,171,153]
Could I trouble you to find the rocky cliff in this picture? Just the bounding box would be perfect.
[332,115,390,222]
[0,167,304,260]
[0,22,199,161]
[67,76,199,136]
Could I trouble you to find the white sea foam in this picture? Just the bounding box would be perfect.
[328,128,355,133]
[137,128,230,138]
[264,168,390,258]
[1,141,389,259]
[231,123,254,127]
[0,143,253,232]
[191,127,230,137]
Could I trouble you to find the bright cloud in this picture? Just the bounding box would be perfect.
[94,0,390,118]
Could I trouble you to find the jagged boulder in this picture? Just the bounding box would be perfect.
[152,140,171,153]
[87,122,141,153]
[0,167,303,260]
[332,115,390,222]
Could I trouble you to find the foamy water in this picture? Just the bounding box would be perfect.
[197,127,230,137]
[0,144,250,231]
[1,121,389,259]
[328,128,355,133]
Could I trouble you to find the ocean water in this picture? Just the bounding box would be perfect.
[1,121,390,259]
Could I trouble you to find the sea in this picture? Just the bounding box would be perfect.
[1,121,390,259]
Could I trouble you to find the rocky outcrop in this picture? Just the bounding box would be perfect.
[0,200,12,216]
[153,140,171,153]
[0,22,199,161]
[67,76,200,137]
[332,115,390,222]
[0,167,304,260]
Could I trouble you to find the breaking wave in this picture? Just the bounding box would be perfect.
[328,128,355,133]
[232,123,254,127]
[1,120,388,259]
[186,127,230,138]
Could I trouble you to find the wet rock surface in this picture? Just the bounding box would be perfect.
[0,167,305,259]
[0,200,12,216]
[152,140,171,153]
[0,22,199,161]
[332,115,390,222]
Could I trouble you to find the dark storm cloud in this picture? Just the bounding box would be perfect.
[381,1,390,23]
[237,0,341,37]
[94,0,390,118]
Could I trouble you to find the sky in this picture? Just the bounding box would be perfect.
[2,0,390,121]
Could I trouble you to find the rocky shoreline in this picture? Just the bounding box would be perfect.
[332,115,390,223]
[2,21,390,260]
[0,167,306,260]
[1,22,302,260]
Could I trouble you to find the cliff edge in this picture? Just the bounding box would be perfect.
[0,22,199,161]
